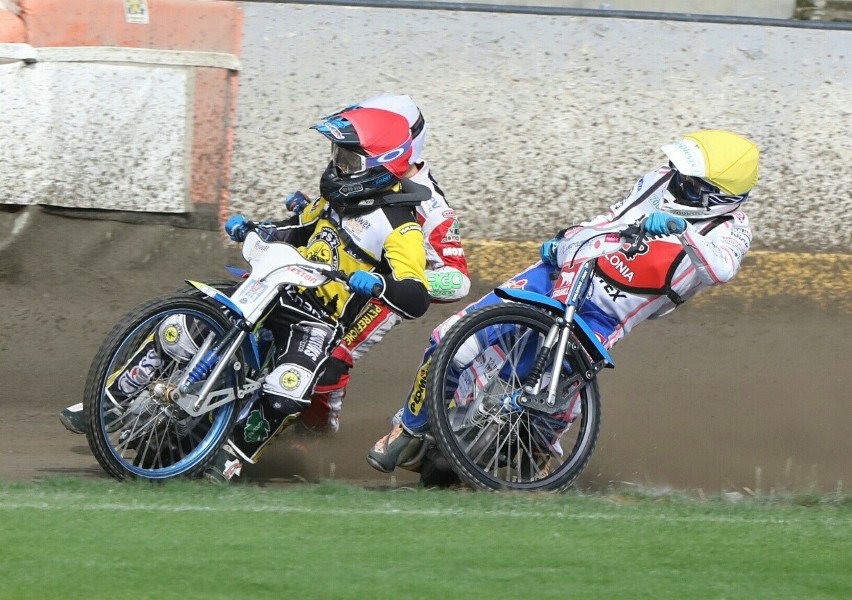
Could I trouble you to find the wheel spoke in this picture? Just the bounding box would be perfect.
[427,303,602,491]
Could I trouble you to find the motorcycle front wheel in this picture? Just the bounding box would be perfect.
[83,294,240,481]
[425,303,601,492]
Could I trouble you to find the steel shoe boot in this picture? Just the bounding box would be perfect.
[203,443,243,483]
[60,402,123,434]
[59,403,86,434]
[366,423,423,473]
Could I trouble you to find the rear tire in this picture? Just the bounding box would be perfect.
[426,303,601,492]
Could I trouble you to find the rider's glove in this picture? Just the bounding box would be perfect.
[539,238,560,266]
[349,270,384,297]
[224,215,249,242]
[285,191,310,215]
[645,212,686,236]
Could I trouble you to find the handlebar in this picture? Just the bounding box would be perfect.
[238,221,382,299]
[617,222,647,259]
[241,219,276,241]
[616,214,680,259]
[325,270,383,298]
[561,213,674,266]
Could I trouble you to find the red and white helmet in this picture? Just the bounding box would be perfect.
[312,107,413,210]
[356,94,427,165]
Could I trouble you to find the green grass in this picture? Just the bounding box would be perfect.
[1,478,850,599]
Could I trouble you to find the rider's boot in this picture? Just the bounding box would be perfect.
[366,422,426,473]
[59,402,87,435]
[204,442,245,483]
[60,336,161,434]
[203,392,308,482]
[549,391,583,456]
[297,384,346,435]
[326,389,343,434]
[297,354,351,435]
[61,315,201,434]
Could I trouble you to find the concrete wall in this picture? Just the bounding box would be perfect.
[0,0,241,216]
[228,4,851,252]
[2,2,850,252]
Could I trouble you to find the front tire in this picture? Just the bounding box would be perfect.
[83,295,239,481]
[426,303,601,492]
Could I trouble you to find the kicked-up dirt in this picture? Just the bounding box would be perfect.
[0,209,849,494]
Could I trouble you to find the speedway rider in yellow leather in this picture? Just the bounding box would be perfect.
[207,107,432,480]
[294,94,471,435]
[57,95,470,439]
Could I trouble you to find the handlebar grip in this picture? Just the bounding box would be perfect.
[667,220,682,233]
[327,270,348,284]
[328,271,382,297]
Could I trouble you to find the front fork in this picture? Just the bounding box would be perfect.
[158,323,253,417]
[521,315,573,407]
[522,260,594,407]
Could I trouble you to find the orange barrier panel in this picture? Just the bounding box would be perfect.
[21,0,241,54]
[192,67,235,206]
[9,0,242,216]
[0,7,26,43]
[191,2,243,206]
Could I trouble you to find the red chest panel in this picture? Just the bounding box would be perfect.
[596,239,685,294]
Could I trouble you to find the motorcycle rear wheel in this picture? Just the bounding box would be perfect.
[83,294,240,481]
[426,303,601,492]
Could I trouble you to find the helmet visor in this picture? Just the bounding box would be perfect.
[330,137,413,177]
[673,169,747,208]
[331,146,368,176]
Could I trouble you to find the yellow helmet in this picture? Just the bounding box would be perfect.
[660,130,759,218]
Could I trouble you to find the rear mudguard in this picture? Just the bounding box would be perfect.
[494,287,614,367]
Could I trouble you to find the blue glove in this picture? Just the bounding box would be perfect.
[540,238,560,266]
[285,191,310,215]
[224,214,249,242]
[349,270,384,297]
[645,212,686,236]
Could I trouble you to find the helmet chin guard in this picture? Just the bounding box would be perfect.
[320,166,432,215]
[658,185,744,219]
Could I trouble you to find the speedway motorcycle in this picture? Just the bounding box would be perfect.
[423,217,672,492]
[83,222,367,481]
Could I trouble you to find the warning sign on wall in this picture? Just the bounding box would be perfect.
[124,0,149,25]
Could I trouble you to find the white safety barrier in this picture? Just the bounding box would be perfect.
[229,4,851,252]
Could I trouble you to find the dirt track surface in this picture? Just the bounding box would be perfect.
[1,210,849,493]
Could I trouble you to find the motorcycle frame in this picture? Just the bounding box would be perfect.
[168,232,341,418]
